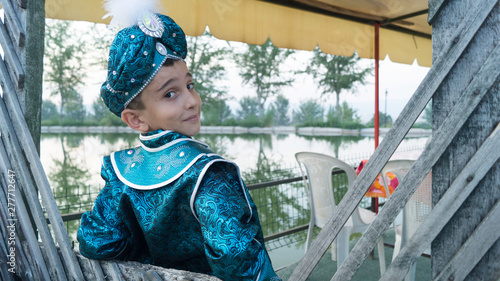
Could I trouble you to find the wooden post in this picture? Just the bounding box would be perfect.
[23,0,45,153]
[8,0,45,153]
[430,0,500,279]
[24,0,45,153]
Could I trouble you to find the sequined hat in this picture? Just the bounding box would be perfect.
[101,12,187,116]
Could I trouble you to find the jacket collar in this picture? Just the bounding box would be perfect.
[139,130,192,149]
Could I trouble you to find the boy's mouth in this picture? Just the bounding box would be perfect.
[184,114,199,122]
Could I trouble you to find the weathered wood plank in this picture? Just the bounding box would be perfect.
[17,0,27,9]
[381,122,500,281]
[21,0,45,152]
[0,169,18,281]
[0,169,36,281]
[432,1,500,279]
[288,0,497,279]
[101,262,127,281]
[143,270,164,281]
[0,58,85,280]
[13,186,53,280]
[75,253,106,281]
[0,0,25,47]
[428,0,449,24]
[434,200,500,281]
[332,37,500,280]
[0,98,68,281]
[0,21,25,89]
[332,37,500,281]
[0,143,52,280]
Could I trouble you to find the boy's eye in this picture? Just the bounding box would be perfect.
[187,83,195,90]
[164,91,177,99]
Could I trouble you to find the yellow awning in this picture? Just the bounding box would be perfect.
[41,0,431,66]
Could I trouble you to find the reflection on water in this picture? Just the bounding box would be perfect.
[40,132,428,265]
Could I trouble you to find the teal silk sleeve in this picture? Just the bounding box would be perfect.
[77,157,132,260]
[194,162,281,281]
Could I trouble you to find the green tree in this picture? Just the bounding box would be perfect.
[326,102,363,128]
[271,95,290,126]
[306,47,372,110]
[187,31,229,109]
[293,100,324,126]
[235,38,294,118]
[44,20,87,119]
[367,112,393,128]
[89,23,116,69]
[414,101,432,129]
[423,102,432,125]
[237,97,260,126]
[41,99,59,122]
[65,92,85,123]
[202,99,233,125]
[90,97,124,126]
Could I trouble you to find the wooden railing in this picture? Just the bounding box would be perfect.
[288,1,500,280]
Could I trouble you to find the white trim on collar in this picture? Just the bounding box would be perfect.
[140,138,209,153]
[110,151,206,190]
[139,130,173,141]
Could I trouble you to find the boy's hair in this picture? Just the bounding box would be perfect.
[126,59,176,111]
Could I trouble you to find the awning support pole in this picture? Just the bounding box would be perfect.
[373,23,381,215]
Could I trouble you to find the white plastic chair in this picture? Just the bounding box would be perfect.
[381,159,432,281]
[295,152,386,273]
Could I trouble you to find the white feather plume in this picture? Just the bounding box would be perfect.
[103,0,161,28]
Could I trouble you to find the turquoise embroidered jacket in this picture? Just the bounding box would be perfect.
[77,131,280,280]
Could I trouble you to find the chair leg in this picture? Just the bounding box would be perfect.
[331,239,337,261]
[404,263,417,281]
[392,232,402,262]
[336,228,350,267]
[377,237,386,275]
[305,223,314,253]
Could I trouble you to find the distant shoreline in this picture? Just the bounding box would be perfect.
[41,126,431,137]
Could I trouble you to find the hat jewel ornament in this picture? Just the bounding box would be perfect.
[100,0,187,117]
[138,12,164,38]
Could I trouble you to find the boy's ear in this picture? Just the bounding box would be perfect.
[121,109,150,132]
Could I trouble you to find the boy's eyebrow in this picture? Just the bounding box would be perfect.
[158,78,175,93]
[157,72,193,93]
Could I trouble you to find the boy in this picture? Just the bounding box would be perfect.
[77,10,281,281]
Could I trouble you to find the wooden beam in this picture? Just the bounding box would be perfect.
[75,253,106,280]
[0,95,68,281]
[0,144,52,280]
[101,262,127,281]
[381,121,500,281]
[434,200,500,281]
[0,21,25,88]
[17,0,27,9]
[331,40,500,281]
[288,0,497,279]
[0,54,84,279]
[431,0,500,278]
[22,0,45,153]
[428,0,449,24]
[0,0,25,47]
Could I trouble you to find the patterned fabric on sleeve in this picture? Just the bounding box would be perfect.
[194,162,281,281]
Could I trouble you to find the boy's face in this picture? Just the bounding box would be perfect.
[137,60,201,136]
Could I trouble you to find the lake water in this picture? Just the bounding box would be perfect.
[39,130,429,269]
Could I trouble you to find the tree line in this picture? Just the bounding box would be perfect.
[42,20,431,129]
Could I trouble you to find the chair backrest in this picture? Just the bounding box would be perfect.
[382,160,432,238]
[295,152,357,228]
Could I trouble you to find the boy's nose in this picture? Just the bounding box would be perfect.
[184,91,200,109]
